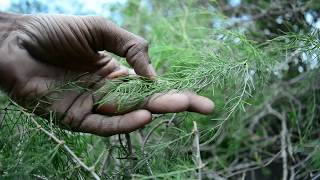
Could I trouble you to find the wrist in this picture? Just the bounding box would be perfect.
[0,12,23,93]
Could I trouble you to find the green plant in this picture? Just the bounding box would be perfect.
[1,0,320,179]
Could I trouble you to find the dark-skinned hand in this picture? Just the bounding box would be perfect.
[0,12,214,136]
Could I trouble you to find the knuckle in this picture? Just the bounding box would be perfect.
[106,59,119,71]
[125,38,150,66]
[110,116,122,134]
[64,111,77,127]
[136,38,149,51]
[64,112,85,130]
[129,38,148,53]
[116,119,121,132]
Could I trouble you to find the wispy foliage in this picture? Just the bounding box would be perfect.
[1,0,320,179]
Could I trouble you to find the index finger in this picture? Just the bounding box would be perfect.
[84,16,156,78]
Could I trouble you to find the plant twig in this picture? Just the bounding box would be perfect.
[99,144,113,176]
[193,121,203,180]
[125,133,134,177]
[268,106,288,180]
[10,100,101,180]
[224,151,281,178]
[141,120,169,176]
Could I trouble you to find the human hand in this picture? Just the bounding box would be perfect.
[0,13,214,136]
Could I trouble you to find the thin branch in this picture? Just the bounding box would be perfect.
[249,107,269,132]
[167,113,177,126]
[142,120,170,152]
[289,167,295,180]
[137,130,153,177]
[193,121,203,180]
[311,172,320,180]
[10,100,101,180]
[223,151,281,178]
[141,120,169,176]
[99,144,113,176]
[125,133,134,177]
[268,106,288,180]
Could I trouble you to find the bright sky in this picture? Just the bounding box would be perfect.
[83,0,127,14]
[0,0,11,11]
[0,0,127,12]
[0,0,127,24]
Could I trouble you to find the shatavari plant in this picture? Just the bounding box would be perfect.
[1,0,320,179]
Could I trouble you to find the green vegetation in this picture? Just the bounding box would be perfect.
[1,0,320,179]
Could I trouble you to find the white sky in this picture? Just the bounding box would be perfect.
[0,0,11,11]
[83,0,127,14]
[0,0,127,12]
